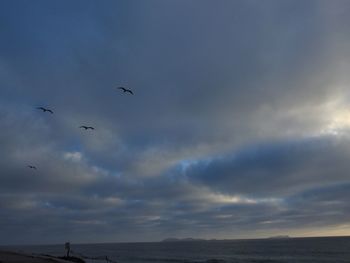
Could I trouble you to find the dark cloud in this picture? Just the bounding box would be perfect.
[185,136,350,197]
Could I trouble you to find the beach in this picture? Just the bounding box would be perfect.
[0,250,80,263]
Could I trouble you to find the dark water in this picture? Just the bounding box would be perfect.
[4,237,350,263]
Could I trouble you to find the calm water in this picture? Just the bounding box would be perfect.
[3,237,350,263]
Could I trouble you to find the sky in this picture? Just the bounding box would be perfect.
[1,0,350,245]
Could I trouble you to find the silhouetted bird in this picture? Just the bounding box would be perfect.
[37,107,53,114]
[117,87,134,95]
[79,126,95,130]
[28,165,37,170]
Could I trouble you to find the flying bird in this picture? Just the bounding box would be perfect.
[117,87,134,95]
[37,107,53,114]
[79,126,95,130]
[27,165,37,170]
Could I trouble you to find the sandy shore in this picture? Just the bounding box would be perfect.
[0,250,76,263]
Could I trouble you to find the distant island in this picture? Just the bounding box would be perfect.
[162,236,292,242]
[267,235,291,239]
[162,238,207,242]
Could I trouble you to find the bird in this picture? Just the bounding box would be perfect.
[117,87,134,95]
[28,165,37,170]
[79,126,95,130]
[37,107,53,114]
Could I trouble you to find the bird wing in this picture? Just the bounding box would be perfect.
[127,90,134,95]
[48,109,53,114]
[37,107,44,111]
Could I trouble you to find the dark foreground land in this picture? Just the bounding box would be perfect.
[0,250,85,263]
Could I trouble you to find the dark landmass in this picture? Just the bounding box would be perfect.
[58,256,85,263]
[162,236,293,242]
[0,250,84,263]
[267,235,291,239]
[162,238,207,242]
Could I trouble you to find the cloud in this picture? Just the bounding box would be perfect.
[185,135,350,197]
[1,0,350,244]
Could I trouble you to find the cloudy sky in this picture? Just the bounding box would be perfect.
[2,0,350,245]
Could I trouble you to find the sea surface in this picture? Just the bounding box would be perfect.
[3,236,350,263]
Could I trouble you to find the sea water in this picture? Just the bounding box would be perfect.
[4,236,350,263]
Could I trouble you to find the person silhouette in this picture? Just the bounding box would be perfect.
[65,242,70,258]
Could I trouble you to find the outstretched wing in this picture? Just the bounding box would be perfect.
[126,89,134,95]
[47,109,53,114]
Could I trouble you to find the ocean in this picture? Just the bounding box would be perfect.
[3,236,350,263]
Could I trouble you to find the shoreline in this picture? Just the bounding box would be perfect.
[0,250,83,263]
